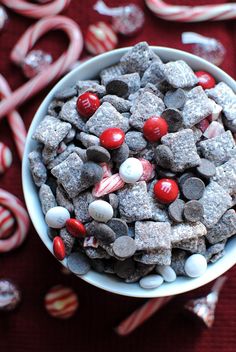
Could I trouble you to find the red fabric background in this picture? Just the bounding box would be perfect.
[0,1,236,351]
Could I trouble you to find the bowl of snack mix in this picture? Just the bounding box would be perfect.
[22,43,236,297]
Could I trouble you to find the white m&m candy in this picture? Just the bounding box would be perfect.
[184,254,207,278]
[119,158,143,184]
[88,200,113,223]
[139,275,164,290]
[0,143,12,175]
[155,265,176,283]
[45,206,70,229]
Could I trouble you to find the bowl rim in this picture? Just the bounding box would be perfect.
[22,45,236,298]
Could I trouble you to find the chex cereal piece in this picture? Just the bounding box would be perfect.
[114,259,136,280]
[129,92,165,130]
[199,181,232,228]
[85,247,110,260]
[64,128,76,144]
[42,146,57,165]
[48,144,87,169]
[206,82,236,128]
[32,116,71,150]
[28,150,47,187]
[101,95,131,113]
[148,180,170,222]
[161,129,200,172]
[199,130,235,166]
[171,250,188,276]
[182,86,213,128]
[106,73,140,98]
[117,181,152,221]
[59,97,87,131]
[120,42,161,74]
[206,242,226,263]
[100,64,126,86]
[125,263,155,283]
[86,102,129,137]
[73,191,94,223]
[76,80,106,97]
[164,88,186,110]
[212,157,236,195]
[125,131,147,153]
[206,209,236,244]
[141,61,165,87]
[195,237,207,256]
[173,238,199,253]
[39,184,57,215]
[47,99,64,117]
[135,221,171,251]
[60,228,75,256]
[78,132,100,148]
[56,185,74,213]
[170,222,207,245]
[51,153,85,198]
[162,60,198,89]
[134,249,171,266]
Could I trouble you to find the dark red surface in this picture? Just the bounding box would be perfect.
[0,1,236,351]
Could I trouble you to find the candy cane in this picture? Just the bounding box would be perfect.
[92,173,125,198]
[0,16,83,120]
[145,0,236,22]
[0,75,26,159]
[0,189,30,252]
[0,0,71,18]
[116,296,173,336]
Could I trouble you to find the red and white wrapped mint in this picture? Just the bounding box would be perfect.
[85,21,118,55]
[44,285,79,319]
[0,205,15,239]
[139,158,155,182]
[100,162,112,178]
[0,142,12,175]
[92,173,125,198]
[203,121,225,139]
[196,118,210,133]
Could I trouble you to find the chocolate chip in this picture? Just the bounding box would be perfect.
[106,79,129,97]
[95,223,116,245]
[107,218,129,238]
[114,258,136,279]
[125,131,147,153]
[196,158,216,179]
[161,108,183,132]
[90,259,105,273]
[86,146,110,163]
[81,161,103,185]
[182,177,205,200]
[184,200,204,222]
[178,172,195,187]
[164,89,186,109]
[67,252,91,275]
[168,199,185,223]
[113,236,136,258]
[111,143,129,166]
[155,145,174,169]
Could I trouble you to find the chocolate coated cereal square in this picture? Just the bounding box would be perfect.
[206,209,236,244]
[134,249,171,265]
[135,221,171,251]
[212,157,236,195]
[170,222,207,245]
[73,191,95,223]
[162,60,198,88]
[28,150,47,187]
[59,97,87,131]
[39,184,57,214]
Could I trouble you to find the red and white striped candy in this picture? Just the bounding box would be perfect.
[145,0,236,22]
[44,285,79,319]
[85,21,118,55]
[0,143,12,175]
[208,99,222,122]
[0,188,29,252]
[139,158,155,182]
[115,296,173,336]
[100,162,112,178]
[203,121,225,139]
[0,205,15,239]
[92,173,125,198]
[196,118,210,133]
[83,236,99,248]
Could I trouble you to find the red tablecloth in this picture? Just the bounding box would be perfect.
[0,1,236,351]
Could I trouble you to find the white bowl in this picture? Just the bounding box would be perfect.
[22,46,236,298]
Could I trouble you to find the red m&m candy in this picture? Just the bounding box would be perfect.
[100,128,125,150]
[53,236,66,261]
[66,219,86,238]
[195,71,216,90]
[154,178,179,204]
[76,92,100,118]
[143,116,168,142]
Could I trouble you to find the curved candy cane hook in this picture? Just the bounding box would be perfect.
[0,15,83,120]
[145,0,236,22]
[0,0,71,18]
